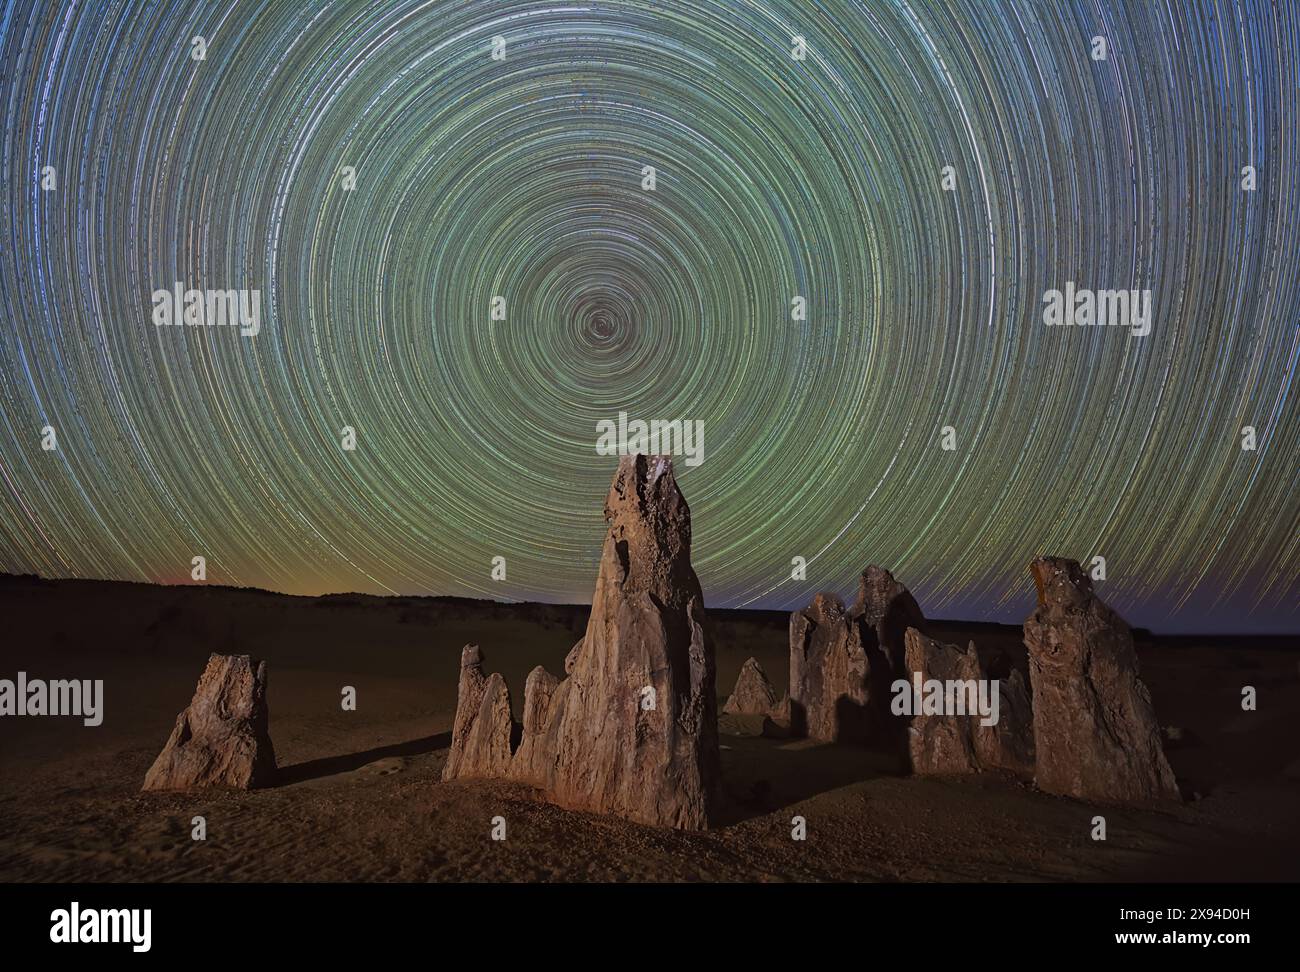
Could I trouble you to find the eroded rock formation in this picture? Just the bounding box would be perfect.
[789,593,878,742]
[142,653,276,791]
[974,666,1034,776]
[443,645,518,780]
[511,665,560,782]
[901,629,1033,777]
[1023,557,1179,803]
[442,454,722,829]
[852,565,927,675]
[788,566,921,744]
[722,657,779,716]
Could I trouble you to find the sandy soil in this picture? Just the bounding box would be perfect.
[1,575,1297,882]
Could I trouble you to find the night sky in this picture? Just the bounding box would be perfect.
[1,1,1296,633]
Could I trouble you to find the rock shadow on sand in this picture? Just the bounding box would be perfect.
[715,723,904,825]
[276,732,450,786]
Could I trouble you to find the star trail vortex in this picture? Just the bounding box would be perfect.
[1,0,1297,632]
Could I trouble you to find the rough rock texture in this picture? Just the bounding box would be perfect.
[443,645,518,780]
[1023,557,1179,803]
[563,639,583,675]
[851,565,926,675]
[769,692,790,724]
[442,455,722,829]
[901,629,1034,777]
[723,657,779,716]
[902,631,979,774]
[443,644,487,778]
[511,665,561,781]
[142,653,276,791]
[974,667,1034,776]
[788,571,914,744]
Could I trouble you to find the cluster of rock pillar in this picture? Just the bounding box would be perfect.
[142,454,1180,828]
[728,556,1178,805]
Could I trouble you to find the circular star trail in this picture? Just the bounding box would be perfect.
[1,0,1297,631]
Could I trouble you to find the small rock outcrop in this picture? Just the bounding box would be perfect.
[722,657,779,715]
[901,629,1034,777]
[788,566,921,744]
[1023,557,1179,803]
[442,454,722,829]
[142,653,277,791]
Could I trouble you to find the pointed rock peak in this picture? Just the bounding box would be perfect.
[852,565,917,620]
[601,453,697,600]
[1030,557,1093,608]
[521,666,560,731]
[723,657,778,716]
[460,644,484,670]
[605,453,689,529]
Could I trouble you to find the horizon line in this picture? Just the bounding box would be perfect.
[2,570,1296,640]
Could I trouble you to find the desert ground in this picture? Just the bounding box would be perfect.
[1,573,1297,882]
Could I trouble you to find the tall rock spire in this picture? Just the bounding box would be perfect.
[1023,557,1179,803]
[443,455,722,829]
